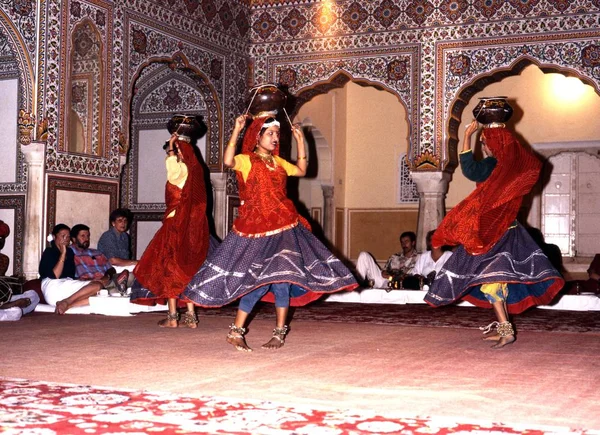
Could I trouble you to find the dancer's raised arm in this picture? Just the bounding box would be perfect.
[291,123,307,177]
[224,114,250,168]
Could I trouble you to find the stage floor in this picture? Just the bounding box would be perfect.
[2,307,599,431]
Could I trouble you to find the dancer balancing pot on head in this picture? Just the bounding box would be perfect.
[183,111,358,352]
[130,115,212,329]
[424,113,564,349]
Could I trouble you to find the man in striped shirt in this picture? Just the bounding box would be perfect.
[70,224,128,293]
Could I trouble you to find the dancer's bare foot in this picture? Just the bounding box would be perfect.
[262,326,288,350]
[158,312,179,328]
[483,333,501,341]
[227,324,252,352]
[227,335,252,352]
[491,335,515,349]
[2,298,31,310]
[55,300,69,315]
[180,311,198,329]
[262,336,285,349]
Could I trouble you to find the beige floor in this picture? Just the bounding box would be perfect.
[2,311,599,431]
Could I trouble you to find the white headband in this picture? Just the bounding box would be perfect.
[262,119,280,129]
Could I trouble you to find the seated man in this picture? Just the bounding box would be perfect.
[40,224,109,314]
[356,231,419,288]
[70,224,130,294]
[404,229,453,290]
[98,208,138,268]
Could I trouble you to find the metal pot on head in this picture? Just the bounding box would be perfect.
[472,97,513,126]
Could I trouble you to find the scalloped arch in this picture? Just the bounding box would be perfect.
[0,10,34,113]
[292,70,410,119]
[444,56,600,172]
[128,52,222,170]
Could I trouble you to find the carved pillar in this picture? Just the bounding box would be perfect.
[20,142,46,280]
[321,184,334,242]
[210,172,228,239]
[410,171,451,253]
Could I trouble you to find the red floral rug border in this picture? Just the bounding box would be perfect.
[1,377,595,434]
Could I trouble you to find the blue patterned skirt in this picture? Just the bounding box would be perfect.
[424,223,564,314]
[183,224,358,308]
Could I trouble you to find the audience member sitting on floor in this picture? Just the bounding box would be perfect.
[355,231,419,288]
[0,288,40,321]
[70,224,131,294]
[403,229,453,289]
[0,220,10,276]
[98,208,138,268]
[39,224,111,315]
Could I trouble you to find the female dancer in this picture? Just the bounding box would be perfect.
[424,120,564,349]
[184,114,358,351]
[130,116,210,328]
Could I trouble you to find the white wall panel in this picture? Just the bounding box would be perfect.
[0,79,18,183]
[55,190,111,248]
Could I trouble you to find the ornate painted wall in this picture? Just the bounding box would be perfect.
[3,0,600,273]
[37,0,250,180]
[248,0,600,171]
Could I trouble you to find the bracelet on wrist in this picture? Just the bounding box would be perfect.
[297,156,307,160]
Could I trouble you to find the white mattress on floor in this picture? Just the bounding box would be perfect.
[35,295,167,317]
[325,288,600,311]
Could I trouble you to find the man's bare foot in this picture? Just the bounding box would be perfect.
[262,326,288,350]
[2,298,31,310]
[491,335,515,349]
[55,300,69,315]
[158,312,179,328]
[227,324,252,352]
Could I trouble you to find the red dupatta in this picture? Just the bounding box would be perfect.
[432,127,541,255]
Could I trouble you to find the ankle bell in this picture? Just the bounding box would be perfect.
[496,321,514,337]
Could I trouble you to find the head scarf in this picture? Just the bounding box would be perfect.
[432,126,541,254]
[241,116,281,156]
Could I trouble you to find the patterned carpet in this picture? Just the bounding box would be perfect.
[202,300,600,334]
[1,378,595,435]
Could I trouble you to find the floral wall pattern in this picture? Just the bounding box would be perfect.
[2,0,600,258]
[122,64,213,212]
[42,0,116,176]
[248,0,600,171]
[36,0,249,181]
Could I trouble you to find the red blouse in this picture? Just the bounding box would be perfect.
[233,153,301,237]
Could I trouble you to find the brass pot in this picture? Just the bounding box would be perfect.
[166,114,207,142]
[472,97,513,125]
[246,84,287,117]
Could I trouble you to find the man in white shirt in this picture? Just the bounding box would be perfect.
[355,231,418,288]
[408,230,453,287]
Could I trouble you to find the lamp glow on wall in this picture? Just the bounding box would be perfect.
[547,73,592,104]
[318,0,335,28]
